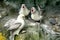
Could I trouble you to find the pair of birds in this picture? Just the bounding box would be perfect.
[19,4,43,22]
[3,4,43,40]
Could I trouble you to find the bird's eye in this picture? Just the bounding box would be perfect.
[32,10,33,12]
[23,6,24,8]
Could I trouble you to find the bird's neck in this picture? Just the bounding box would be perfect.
[16,18,24,23]
[16,15,24,23]
[14,20,25,34]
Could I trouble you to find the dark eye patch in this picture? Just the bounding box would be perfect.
[32,10,33,12]
[23,6,24,8]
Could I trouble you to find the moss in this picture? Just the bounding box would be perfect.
[15,28,40,40]
[0,32,7,40]
[15,33,26,40]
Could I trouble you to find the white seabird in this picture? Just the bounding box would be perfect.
[19,4,30,16]
[31,7,43,22]
[4,14,25,40]
[13,14,25,35]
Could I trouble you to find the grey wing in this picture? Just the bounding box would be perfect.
[8,22,21,30]
[4,19,15,27]
[4,19,16,28]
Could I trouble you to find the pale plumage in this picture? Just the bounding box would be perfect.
[13,14,25,35]
[4,14,25,40]
[25,19,39,27]
[31,7,43,21]
[4,19,21,30]
[4,14,25,30]
[19,4,30,16]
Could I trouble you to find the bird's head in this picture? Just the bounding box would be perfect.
[31,7,36,14]
[19,4,30,16]
[19,4,26,14]
[21,4,26,9]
